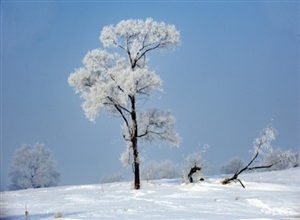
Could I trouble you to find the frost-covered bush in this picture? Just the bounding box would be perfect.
[9,143,60,190]
[262,148,298,171]
[294,151,300,167]
[141,160,181,181]
[219,158,244,174]
[100,173,123,183]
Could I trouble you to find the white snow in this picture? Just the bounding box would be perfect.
[1,168,299,219]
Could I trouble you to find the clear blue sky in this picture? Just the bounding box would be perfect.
[1,1,299,191]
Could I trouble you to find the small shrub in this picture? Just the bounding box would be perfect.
[54,212,64,218]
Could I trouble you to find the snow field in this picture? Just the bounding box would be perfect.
[1,168,299,219]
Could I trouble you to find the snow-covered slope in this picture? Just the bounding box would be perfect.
[1,168,299,220]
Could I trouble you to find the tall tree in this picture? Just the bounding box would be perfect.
[9,143,60,190]
[68,18,181,189]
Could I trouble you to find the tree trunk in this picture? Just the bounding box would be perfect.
[132,143,140,189]
[131,95,140,189]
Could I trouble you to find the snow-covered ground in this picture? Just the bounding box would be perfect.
[1,168,299,220]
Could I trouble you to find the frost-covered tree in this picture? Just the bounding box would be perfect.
[222,123,277,188]
[9,143,60,190]
[68,18,181,189]
[183,144,209,183]
[219,157,244,174]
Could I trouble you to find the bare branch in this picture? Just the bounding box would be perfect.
[236,179,245,188]
[246,164,273,171]
[106,96,132,137]
[106,96,131,114]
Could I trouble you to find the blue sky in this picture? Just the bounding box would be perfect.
[1,1,299,191]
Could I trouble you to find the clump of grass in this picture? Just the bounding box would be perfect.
[54,212,64,218]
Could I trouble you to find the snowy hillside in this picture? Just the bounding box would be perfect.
[1,168,299,220]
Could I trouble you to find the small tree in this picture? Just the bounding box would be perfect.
[68,18,181,189]
[183,144,209,183]
[9,143,60,190]
[221,123,278,188]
